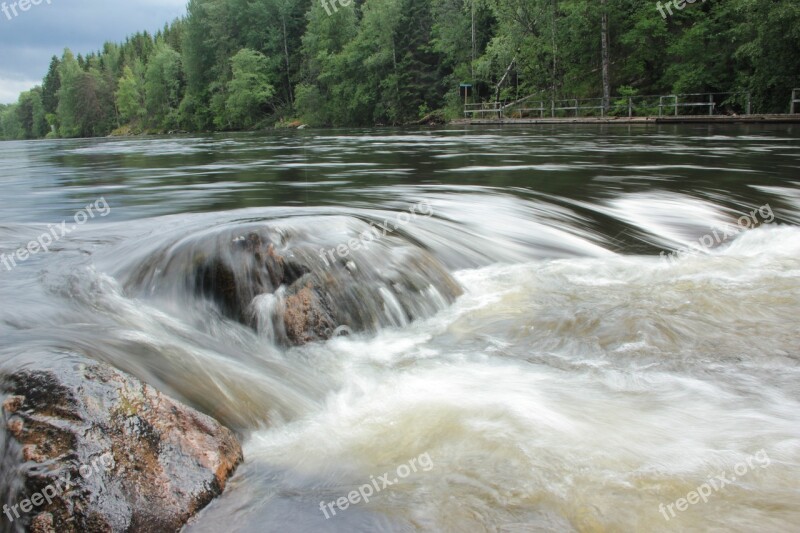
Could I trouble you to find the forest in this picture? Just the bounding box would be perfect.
[1,0,798,139]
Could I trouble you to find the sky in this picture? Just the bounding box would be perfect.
[0,0,188,104]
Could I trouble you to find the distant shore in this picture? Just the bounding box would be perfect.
[455,114,800,126]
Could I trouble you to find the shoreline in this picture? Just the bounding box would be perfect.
[453,114,800,126]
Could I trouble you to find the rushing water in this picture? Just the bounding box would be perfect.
[1,125,799,532]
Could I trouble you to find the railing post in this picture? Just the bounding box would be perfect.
[675,95,679,116]
[658,96,663,117]
[792,89,798,114]
[551,100,555,118]
[746,93,752,115]
[709,94,714,116]
[628,97,632,118]
[575,99,579,117]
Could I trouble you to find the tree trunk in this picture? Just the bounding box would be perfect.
[551,0,558,104]
[282,16,293,107]
[600,0,610,112]
[495,56,516,104]
[471,0,475,82]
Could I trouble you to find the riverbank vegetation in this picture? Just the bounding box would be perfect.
[1,0,798,139]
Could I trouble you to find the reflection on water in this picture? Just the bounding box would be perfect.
[1,125,799,532]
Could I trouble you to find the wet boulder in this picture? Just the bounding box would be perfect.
[124,219,463,345]
[0,351,243,532]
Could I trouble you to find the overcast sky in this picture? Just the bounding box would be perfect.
[0,0,188,103]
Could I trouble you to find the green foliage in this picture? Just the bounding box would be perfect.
[733,0,800,113]
[116,66,145,124]
[226,48,276,129]
[41,56,61,115]
[16,88,49,139]
[295,0,360,125]
[144,43,183,129]
[56,49,86,138]
[0,104,23,140]
[3,0,799,140]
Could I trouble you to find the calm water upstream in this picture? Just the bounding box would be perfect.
[1,125,799,532]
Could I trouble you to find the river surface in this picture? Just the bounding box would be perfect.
[1,125,799,532]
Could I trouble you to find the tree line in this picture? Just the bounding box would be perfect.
[1,0,798,139]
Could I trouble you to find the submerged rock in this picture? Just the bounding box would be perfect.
[0,352,242,532]
[124,220,463,345]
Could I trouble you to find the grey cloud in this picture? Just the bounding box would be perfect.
[0,0,187,103]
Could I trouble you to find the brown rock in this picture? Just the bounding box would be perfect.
[3,394,24,413]
[6,416,23,437]
[22,444,48,463]
[1,352,243,532]
[30,512,56,533]
[283,285,336,344]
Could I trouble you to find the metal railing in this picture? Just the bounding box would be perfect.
[505,95,664,119]
[463,102,503,119]
[467,92,754,120]
[791,89,800,114]
[657,93,751,117]
[502,96,645,119]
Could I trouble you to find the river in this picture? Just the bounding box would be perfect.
[1,125,799,532]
